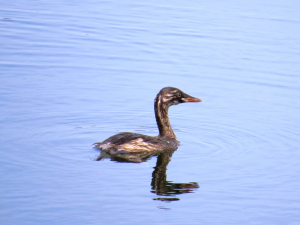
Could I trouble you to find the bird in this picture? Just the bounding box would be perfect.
[94,87,201,155]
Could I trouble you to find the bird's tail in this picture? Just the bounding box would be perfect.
[92,142,102,149]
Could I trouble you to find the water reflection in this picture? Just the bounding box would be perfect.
[96,149,163,163]
[151,151,199,202]
[96,149,199,201]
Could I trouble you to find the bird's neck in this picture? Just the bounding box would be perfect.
[154,94,177,139]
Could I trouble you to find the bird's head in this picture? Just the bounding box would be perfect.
[156,87,201,107]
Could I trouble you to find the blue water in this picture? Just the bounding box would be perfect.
[1,0,300,224]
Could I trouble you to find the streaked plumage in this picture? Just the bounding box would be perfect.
[94,87,201,155]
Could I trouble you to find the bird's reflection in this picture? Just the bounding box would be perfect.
[151,151,199,202]
[96,149,199,201]
[96,149,163,163]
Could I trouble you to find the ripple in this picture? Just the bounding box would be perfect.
[174,108,300,164]
[1,111,102,167]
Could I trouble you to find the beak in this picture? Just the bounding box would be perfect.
[182,97,202,102]
[181,92,202,102]
[180,91,202,103]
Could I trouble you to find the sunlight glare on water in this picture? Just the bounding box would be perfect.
[1,0,300,224]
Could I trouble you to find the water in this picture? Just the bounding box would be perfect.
[1,0,300,224]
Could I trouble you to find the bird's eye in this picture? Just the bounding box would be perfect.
[177,93,181,97]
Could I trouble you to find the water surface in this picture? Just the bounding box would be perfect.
[1,0,300,224]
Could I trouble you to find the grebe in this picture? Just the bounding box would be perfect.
[94,87,201,154]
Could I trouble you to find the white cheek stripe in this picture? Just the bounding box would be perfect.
[163,96,173,102]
